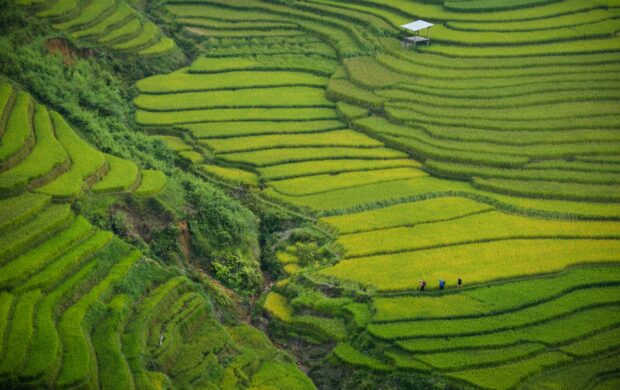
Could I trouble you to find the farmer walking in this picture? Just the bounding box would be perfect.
[457,277,462,289]
[438,278,446,290]
[419,279,426,292]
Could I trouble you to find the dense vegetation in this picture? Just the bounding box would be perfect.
[1,0,619,389]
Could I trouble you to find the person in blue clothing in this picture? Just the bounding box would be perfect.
[438,278,446,290]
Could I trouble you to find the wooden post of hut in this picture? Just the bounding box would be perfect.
[401,20,434,51]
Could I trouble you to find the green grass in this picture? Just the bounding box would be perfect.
[326,78,383,109]
[561,327,620,357]
[526,353,620,390]
[332,343,390,371]
[474,177,620,203]
[263,292,293,322]
[182,120,344,139]
[0,204,72,262]
[344,56,413,88]
[417,343,546,371]
[0,289,41,375]
[426,160,620,186]
[37,0,79,18]
[270,167,427,197]
[398,305,620,354]
[19,230,113,292]
[122,277,190,389]
[137,68,328,93]
[98,18,141,44]
[205,129,381,154]
[321,196,491,234]
[189,54,337,75]
[259,158,420,181]
[136,107,337,126]
[220,147,406,166]
[0,216,93,289]
[0,104,67,191]
[91,154,139,193]
[71,3,134,39]
[178,150,202,163]
[135,86,333,111]
[111,21,158,50]
[338,210,620,258]
[369,286,620,339]
[0,192,50,232]
[139,37,176,56]
[0,82,12,121]
[0,91,32,163]
[0,293,14,356]
[373,265,620,322]
[448,352,571,389]
[152,135,192,152]
[92,294,134,390]
[55,250,141,388]
[201,165,258,186]
[53,0,116,31]
[37,112,106,198]
[322,239,620,292]
[134,170,167,196]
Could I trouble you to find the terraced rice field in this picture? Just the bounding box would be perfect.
[0,78,311,388]
[127,0,620,388]
[21,0,176,56]
[0,82,162,198]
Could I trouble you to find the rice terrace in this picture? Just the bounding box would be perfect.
[0,0,619,388]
